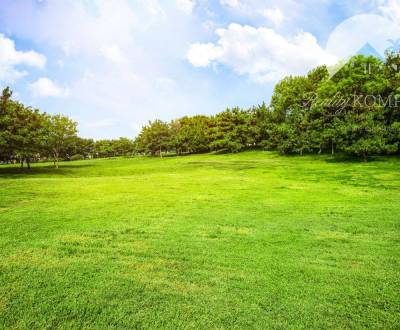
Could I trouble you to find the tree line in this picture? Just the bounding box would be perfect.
[0,88,135,167]
[135,54,399,160]
[0,53,399,167]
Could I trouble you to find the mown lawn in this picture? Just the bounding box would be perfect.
[0,152,399,329]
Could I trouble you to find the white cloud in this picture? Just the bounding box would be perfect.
[29,77,69,98]
[187,23,337,83]
[0,33,46,83]
[186,43,222,67]
[176,0,195,14]
[263,8,284,26]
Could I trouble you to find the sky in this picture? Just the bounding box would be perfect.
[0,0,399,139]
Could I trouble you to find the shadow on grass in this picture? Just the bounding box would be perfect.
[324,154,393,163]
[0,164,94,178]
[186,160,258,171]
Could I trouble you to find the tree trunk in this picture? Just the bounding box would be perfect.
[20,159,24,168]
[159,147,162,158]
[331,141,335,155]
[26,158,31,169]
[54,151,59,168]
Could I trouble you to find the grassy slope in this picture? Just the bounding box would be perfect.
[0,152,399,329]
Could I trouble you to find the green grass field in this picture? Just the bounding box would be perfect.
[0,152,399,329]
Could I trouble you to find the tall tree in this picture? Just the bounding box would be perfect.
[44,114,78,168]
[0,87,13,162]
[135,120,171,156]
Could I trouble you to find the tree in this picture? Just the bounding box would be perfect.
[0,87,14,162]
[209,108,254,153]
[44,114,78,168]
[315,55,396,158]
[113,138,135,156]
[170,116,211,154]
[11,106,46,168]
[0,88,48,167]
[268,69,328,154]
[135,120,171,156]
[72,137,95,159]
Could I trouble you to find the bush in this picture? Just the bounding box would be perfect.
[70,154,84,161]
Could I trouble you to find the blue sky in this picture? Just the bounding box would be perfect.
[0,0,399,139]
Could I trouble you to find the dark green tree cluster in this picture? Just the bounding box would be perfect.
[0,88,136,167]
[135,54,400,160]
[0,87,78,168]
[73,138,136,159]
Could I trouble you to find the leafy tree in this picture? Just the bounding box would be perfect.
[0,87,15,162]
[11,106,46,168]
[209,108,254,153]
[315,55,396,158]
[135,120,171,156]
[170,116,211,154]
[73,137,95,159]
[44,114,78,168]
[113,138,135,156]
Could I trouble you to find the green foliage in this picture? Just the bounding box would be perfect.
[170,115,211,154]
[135,119,171,156]
[209,107,255,153]
[43,114,78,168]
[0,90,52,167]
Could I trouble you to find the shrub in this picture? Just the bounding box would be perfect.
[70,154,84,161]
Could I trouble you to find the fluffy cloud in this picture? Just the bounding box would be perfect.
[29,77,69,98]
[186,43,222,67]
[0,33,46,83]
[187,23,337,83]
